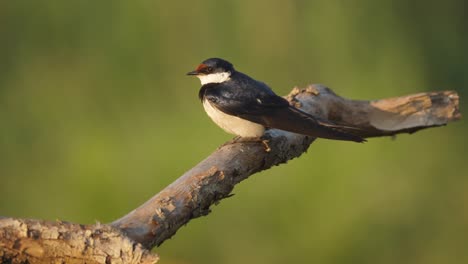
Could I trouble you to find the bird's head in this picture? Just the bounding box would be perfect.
[187,58,235,85]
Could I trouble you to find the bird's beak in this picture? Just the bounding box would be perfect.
[186,70,199,76]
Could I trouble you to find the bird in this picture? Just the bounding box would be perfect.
[187,58,365,146]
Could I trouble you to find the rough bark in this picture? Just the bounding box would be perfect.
[0,217,158,264]
[111,85,461,248]
[0,85,461,263]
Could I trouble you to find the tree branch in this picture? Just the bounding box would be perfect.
[0,217,158,264]
[111,85,461,248]
[0,85,461,263]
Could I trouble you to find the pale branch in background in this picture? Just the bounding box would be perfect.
[0,85,461,263]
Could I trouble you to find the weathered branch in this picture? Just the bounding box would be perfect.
[0,217,158,264]
[111,85,461,248]
[0,85,461,263]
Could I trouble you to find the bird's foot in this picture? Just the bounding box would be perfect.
[220,136,271,152]
[261,138,271,152]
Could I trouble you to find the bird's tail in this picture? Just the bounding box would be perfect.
[264,107,366,143]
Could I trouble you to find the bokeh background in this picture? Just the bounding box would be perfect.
[1,1,467,263]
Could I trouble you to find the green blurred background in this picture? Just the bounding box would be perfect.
[1,1,467,263]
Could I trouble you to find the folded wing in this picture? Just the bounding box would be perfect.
[202,82,366,142]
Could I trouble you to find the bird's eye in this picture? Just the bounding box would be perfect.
[205,67,213,72]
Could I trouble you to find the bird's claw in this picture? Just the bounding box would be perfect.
[219,136,271,152]
[261,139,271,152]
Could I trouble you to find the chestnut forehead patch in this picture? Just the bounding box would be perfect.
[196,64,208,71]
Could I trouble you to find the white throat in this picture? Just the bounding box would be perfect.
[197,71,231,85]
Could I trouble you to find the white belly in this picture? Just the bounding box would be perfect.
[203,100,265,137]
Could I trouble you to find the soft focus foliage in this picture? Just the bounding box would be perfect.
[0,1,467,263]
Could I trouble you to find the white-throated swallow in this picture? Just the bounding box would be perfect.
[187,58,365,143]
